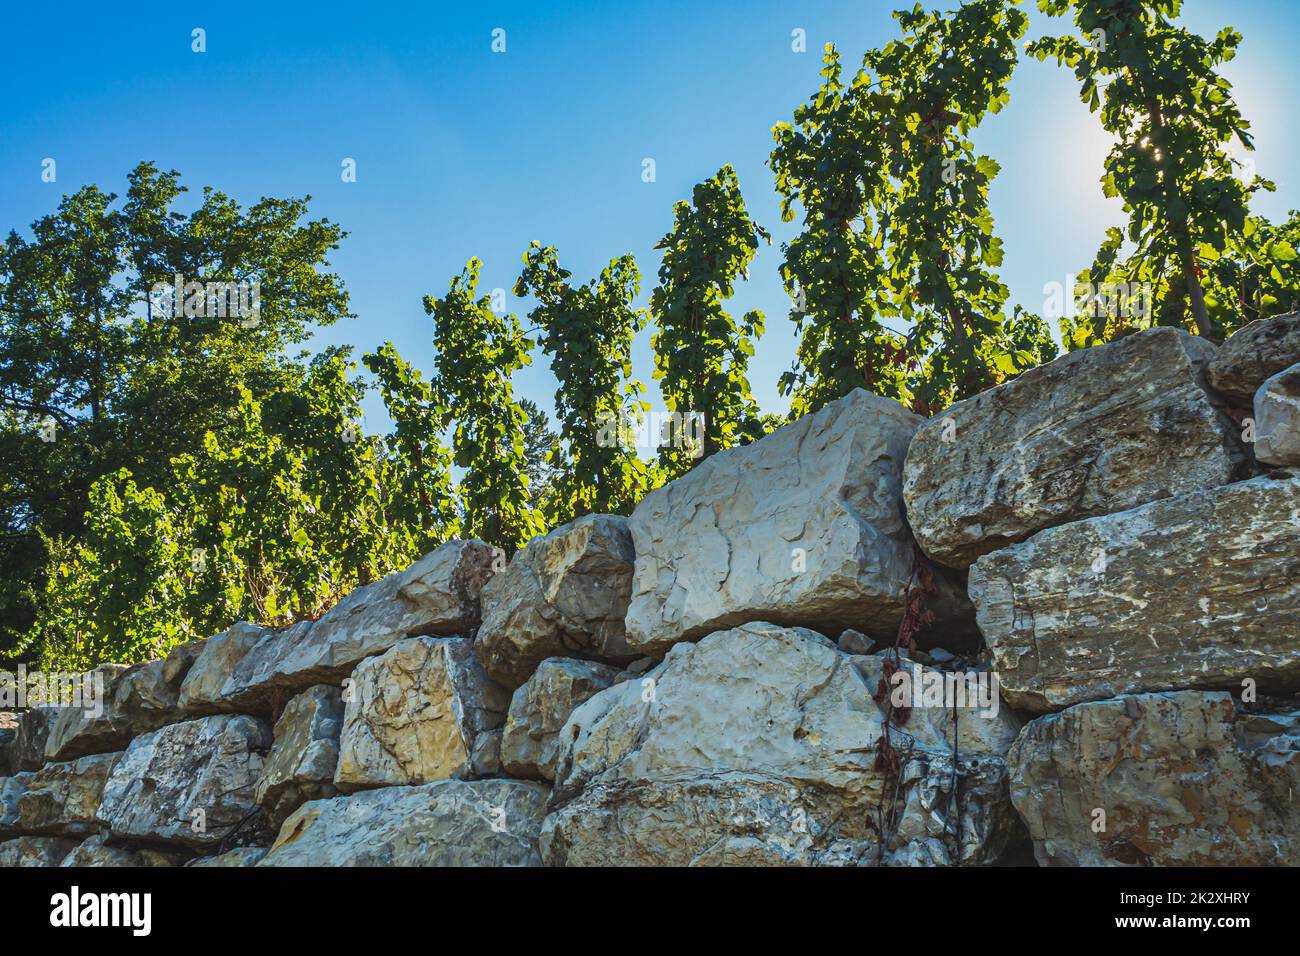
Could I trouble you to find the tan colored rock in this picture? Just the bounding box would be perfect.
[0,835,78,866]
[60,833,187,867]
[6,752,120,836]
[969,475,1300,712]
[182,540,496,713]
[542,623,1022,866]
[96,714,272,850]
[903,327,1246,567]
[476,515,637,688]
[1208,310,1300,403]
[624,389,966,657]
[260,779,549,866]
[177,622,265,714]
[501,658,620,781]
[1010,691,1300,866]
[255,684,344,829]
[1253,363,1300,466]
[334,637,509,792]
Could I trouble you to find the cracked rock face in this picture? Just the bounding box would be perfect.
[541,622,1022,866]
[60,833,187,867]
[903,327,1246,568]
[623,389,964,658]
[255,684,344,830]
[1,752,120,837]
[969,475,1300,712]
[1253,363,1300,466]
[260,779,550,866]
[1208,310,1300,404]
[11,707,59,772]
[96,714,272,850]
[0,835,79,867]
[500,658,620,781]
[334,637,509,792]
[476,515,638,688]
[1010,691,1300,866]
[180,540,497,713]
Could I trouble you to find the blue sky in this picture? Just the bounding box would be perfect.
[2,0,1296,429]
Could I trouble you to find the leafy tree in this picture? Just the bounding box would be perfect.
[0,162,349,658]
[515,243,651,521]
[519,398,560,519]
[869,0,1057,413]
[425,259,543,551]
[1200,211,1300,328]
[1030,0,1261,343]
[649,165,770,467]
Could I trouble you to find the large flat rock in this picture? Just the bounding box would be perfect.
[334,636,508,791]
[541,622,1022,866]
[969,475,1300,712]
[259,779,549,866]
[96,714,271,850]
[179,540,496,713]
[1208,310,1300,404]
[903,328,1246,567]
[624,389,956,657]
[1010,691,1300,865]
[476,515,638,688]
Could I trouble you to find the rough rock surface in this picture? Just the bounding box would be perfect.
[181,540,496,713]
[500,658,620,781]
[0,835,78,867]
[476,515,637,688]
[2,752,119,836]
[255,684,344,829]
[46,647,203,761]
[624,389,962,657]
[903,328,1246,567]
[187,846,268,867]
[1253,363,1300,466]
[11,707,59,772]
[259,779,549,866]
[177,623,265,714]
[0,711,15,776]
[1010,691,1300,866]
[541,623,1022,866]
[60,833,186,867]
[1208,310,1300,404]
[969,475,1300,712]
[334,637,508,792]
[96,714,272,849]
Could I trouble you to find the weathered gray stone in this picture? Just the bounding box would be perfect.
[1253,363,1300,466]
[477,515,637,688]
[60,833,187,867]
[624,389,965,657]
[255,684,344,830]
[11,707,60,772]
[182,540,496,713]
[187,846,268,867]
[0,835,78,867]
[177,623,265,714]
[1208,310,1300,404]
[96,714,272,850]
[903,327,1246,567]
[3,752,120,836]
[542,623,1021,866]
[969,475,1300,712]
[334,636,509,792]
[1010,691,1300,866]
[259,779,549,866]
[0,711,15,777]
[501,658,619,781]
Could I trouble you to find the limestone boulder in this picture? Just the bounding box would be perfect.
[255,684,344,829]
[11,706,60,772]
[903,327,1246,567]
[0,835,78,867]
[969,475,1300,712]
[180,540,496,713]
[259,779,549,866]
[334,636,509,792]
[624,389,967,657]
[2,752,119,836]
[1253,363,1300,466]
[0,711,15,776]
[177,623,265,714]
[60,833,187,867]
[476,515,637,688]
[1208,310,1300,404]
[1010,691,1300,866]
[500,658,620,781]
[187,846,268,867]
[541,623,1022,866]
[96,714,272,850]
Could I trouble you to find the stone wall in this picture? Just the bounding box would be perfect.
[2,314,1298,868]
